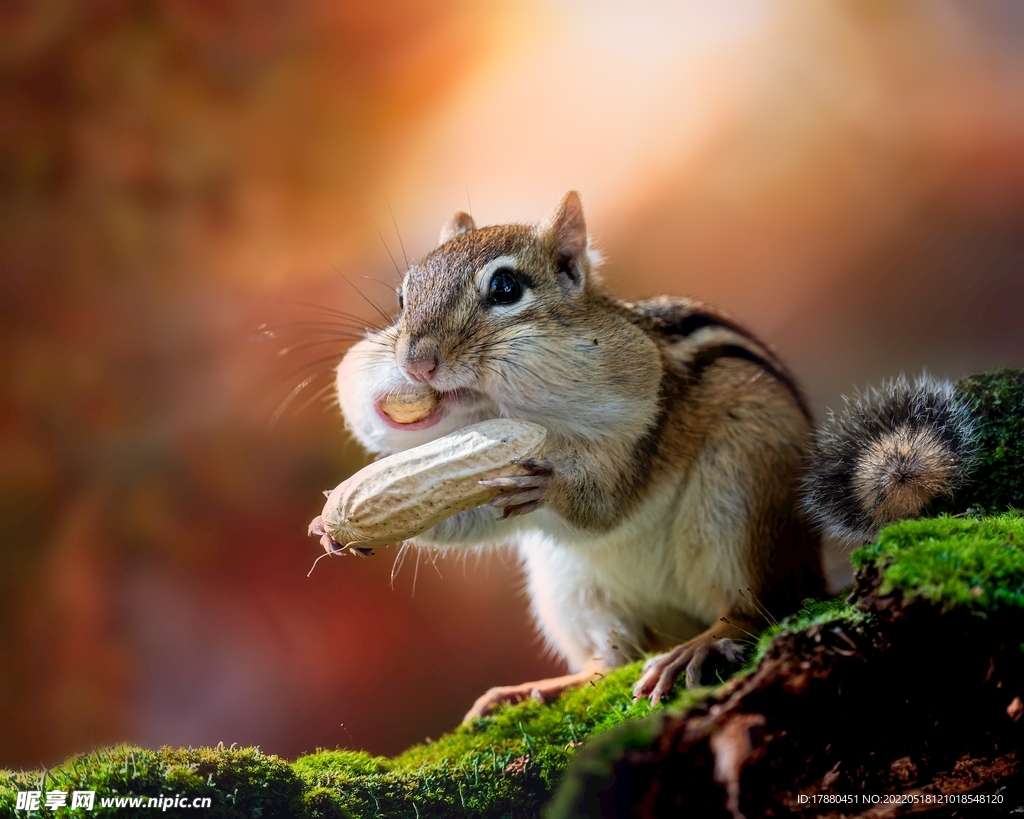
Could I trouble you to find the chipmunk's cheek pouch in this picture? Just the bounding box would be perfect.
[335,337,467,453]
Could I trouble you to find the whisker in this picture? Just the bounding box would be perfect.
[429,550,444,580]
[375,223,403,278]
[276,338,360,358]
[330,262,394,326]
[490,355,547,384]
[270,322,369,335]
[383,190,409,269]
[280,301,385,327]
[257,323,374,347]
[360,274,402,291]
[391,541,412,589]
[284,352,347,380]
[250,323,279,343]
[268,375,315,430]
[294,379,338,416]
[322,389,341,407]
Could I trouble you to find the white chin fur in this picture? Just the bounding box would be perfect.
[335,336,490,455]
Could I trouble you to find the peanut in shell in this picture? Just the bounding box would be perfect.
[313,418,547,553]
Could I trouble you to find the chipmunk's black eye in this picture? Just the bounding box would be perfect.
[397,288,404,311]
[487,269,522,306]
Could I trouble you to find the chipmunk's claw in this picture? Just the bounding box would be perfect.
[307,515,374,556]
[497,499,543,519]
[632,637,746,704]
[512,457,554,476]
[462,668,602,723]
[481,458,554,518]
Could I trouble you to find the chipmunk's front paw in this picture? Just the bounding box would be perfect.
[632,636,746,704]
[307,515,375,557]
[480,457,553,519]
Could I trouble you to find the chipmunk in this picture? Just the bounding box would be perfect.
[321,192,977,720]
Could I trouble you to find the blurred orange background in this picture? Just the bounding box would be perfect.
[2,0,1022,769]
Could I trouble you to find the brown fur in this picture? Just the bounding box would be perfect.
[367,191,824,714]
[655,349,824,615]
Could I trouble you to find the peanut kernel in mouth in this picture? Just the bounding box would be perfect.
[379,390,438,424]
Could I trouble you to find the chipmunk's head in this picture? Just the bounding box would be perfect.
[394,190,601,390]
[336,192,649,454]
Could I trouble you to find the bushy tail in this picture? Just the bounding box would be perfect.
[801,374,978,545]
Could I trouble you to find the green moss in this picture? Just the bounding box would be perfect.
[291,662,687,818]
[931,369,1024,516]
[0,602,881,818]
[851,512,1024,611]
[1,745,304,818]
[302,786,355,819]
[749,596,867,665]
[542,711,669,819]
[959,368,1024,512]
[293,750,388,784]
[546,596,867,819]
[0,665,704,819]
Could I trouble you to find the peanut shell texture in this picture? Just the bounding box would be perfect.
[311,418,547,553]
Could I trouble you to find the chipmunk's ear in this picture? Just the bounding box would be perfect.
[438,211,475,245]
[542,191,589,288]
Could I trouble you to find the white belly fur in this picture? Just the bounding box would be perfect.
[516,472,754,672]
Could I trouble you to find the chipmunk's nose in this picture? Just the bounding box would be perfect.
[405,355,438,382]
[401,338,441,383]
